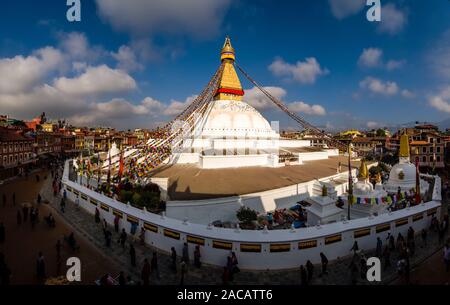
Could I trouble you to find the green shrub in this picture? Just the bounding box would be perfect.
[236,207,257,224]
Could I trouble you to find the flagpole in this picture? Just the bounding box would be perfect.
[347,144,353,221]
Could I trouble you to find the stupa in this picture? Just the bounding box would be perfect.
[173,37,308,169]
[385,132,428,193]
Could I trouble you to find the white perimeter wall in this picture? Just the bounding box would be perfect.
[62,161,442,270]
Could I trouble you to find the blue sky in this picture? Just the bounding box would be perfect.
[1,0,450,131]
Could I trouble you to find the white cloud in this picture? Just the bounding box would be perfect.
[358,48,405,70]
[367,121,380,129]
[386,59,406,71]
[0,47,63,94]
[95,0,232,39]
[378,4,407,35]
[112,45,144,72]
[243,86,287,110]
[429,86,450,113]
[289,101,326,116]
[53,65,137,96]
[328,0,365,19]
[269,57,329,84]
[359,76,399,96]
[358,48,383,68]
[401,89,415,99]
[163,96,197,116]
[57,32,105,62]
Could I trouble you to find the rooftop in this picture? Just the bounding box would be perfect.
[151,155,367,201]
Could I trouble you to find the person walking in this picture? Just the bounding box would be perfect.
[119,229,127,249]
[350,241,359,254]
[129,244,136,267]
[114,215,120,233]
[320,252,328,276]
[376,237,382,258]
[105,230,112,248]
[182,243,189,264]
[306,260,314,284]
[194,245,201,268]
[141,258,150,286]
[60,198,65,213]
[95,208,100,224]
[139,227,145,246]
[171,247,177,273]
[151,252,160,280]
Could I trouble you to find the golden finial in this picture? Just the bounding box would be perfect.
[358,159,368,179]
[399,131,410,158]
[221,36,235,61]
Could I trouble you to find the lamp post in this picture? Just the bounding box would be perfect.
[347,144,353,221]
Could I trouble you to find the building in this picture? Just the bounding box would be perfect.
[0,127,35,178]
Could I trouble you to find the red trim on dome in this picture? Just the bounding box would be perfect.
[215,88,244,96]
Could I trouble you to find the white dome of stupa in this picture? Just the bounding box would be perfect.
[201,99,277,138]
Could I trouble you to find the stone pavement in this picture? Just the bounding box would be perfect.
[41,168,449,285]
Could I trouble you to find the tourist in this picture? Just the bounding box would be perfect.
[306,260,314,283]
[421,229,427,248]
[102,219,107,234]
[95,208,100,223]
[0,223,5,244]
[151,252,160,280]
[36,252,46,280]
[226,256,234,281]
[182,243,189,264]
[17,210,22,226]
[130,222,138,236]
[231,252,239,275]
[336,197,344,209]
[388,234,395,251]
[60,198,66,213]
[350,241,359,254]
[396,233,405,250]
[141,258,150,286]
[320,252,328,276]
[376,237,382,258]
[119,229,127,248]
[171,247,177,273]
[194,245,201,268]
[114,215,120,233]
[129,244,136,267]
[139,227,145,245]
[300,265,308,286]
[105,230,112,248]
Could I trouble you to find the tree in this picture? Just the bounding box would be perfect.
[236,207,257,225]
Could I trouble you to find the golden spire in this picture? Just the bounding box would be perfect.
[399,131,410,158]
[221,36,235,62]
[358,159,368,179]
[215,36,244,101]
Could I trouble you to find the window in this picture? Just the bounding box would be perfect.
[430,147,434,153]
[422,156,426,163]
[437,156,441,162]
[429,156,434,162]
[437,138,441,144]
[422,147,426,153]
[437,147,441,153]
